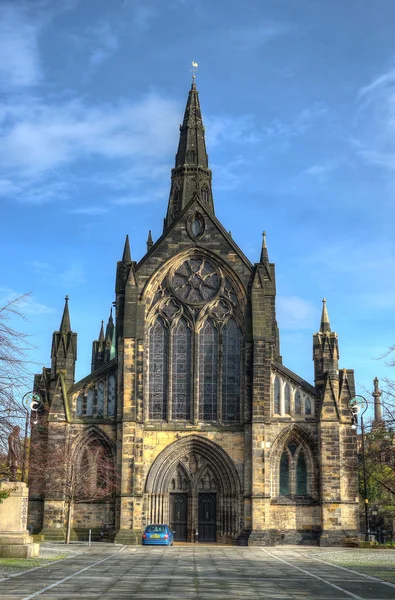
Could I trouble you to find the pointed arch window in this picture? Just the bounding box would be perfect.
[274,377,280,414]
[199,319,218,421]
[76,395,83,417]
[284,383,291,414]
[86,389,94,416]
[149,318,168,420]
[305,397,312,415]
[107,375,116,417]
[295,391,301,414]
[278,441,311,497]
[172,318,191,420]
[297,452,307,495]
[222,319,241,422]
[280,451,290,495]
[202,186,209,203]
[97,382,104,416]
[187,149,196,163]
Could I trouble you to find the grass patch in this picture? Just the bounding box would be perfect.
[0,555,67,570]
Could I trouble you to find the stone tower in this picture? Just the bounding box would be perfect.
[29,80,359,546]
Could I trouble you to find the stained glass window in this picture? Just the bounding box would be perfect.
[172,318,191,420]
[305,397,312,415]
[107,375,116,417]
[297,453,307,494]
[149,318,168,420]
[280,451,290,495]
[274,377,280,414]
[222,319,241,422]
[295,391,301,414]
[97,382,104,416]
[76,395,83,416]
[284,383,291,414]
[86,389,94,416]
[199,319,218,421]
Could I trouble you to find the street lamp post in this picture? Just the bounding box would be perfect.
[349,394,369,542]
[20,392,42,483]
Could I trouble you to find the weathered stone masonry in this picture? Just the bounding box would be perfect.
[29,81,359,546]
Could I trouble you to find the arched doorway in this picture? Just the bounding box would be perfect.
[145,436,241,543]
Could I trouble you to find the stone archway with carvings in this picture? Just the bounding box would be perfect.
[144,435,242,543]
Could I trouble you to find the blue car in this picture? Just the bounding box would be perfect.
[142,524,174,546]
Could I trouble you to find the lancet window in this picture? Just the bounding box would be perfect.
[222,319,241,421]
[199,319,219,421]
[172,318,191,420]
[284,383,291,414]
[148,318,168,420]
[274,377,280,414]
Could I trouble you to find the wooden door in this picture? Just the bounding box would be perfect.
[198,493,216,542]
[170,493,188,542]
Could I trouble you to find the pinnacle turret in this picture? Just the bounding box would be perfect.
[260,231,269,263]
[320,298,331,333]
[122,235,131,262]
[59,295,71,334]
[147,230,153,251]
[165,82,214,228]
[99,320,104,341]
[105,307,114,343]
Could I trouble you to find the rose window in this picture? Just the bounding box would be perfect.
[172,258,220,304]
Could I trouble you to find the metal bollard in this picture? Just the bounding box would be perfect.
[88,529,91,546]
[195,529,198,543]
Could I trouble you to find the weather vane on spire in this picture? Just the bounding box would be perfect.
[191,61,198,81]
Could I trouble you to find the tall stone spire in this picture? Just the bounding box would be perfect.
[320,298,331,333]
[59,295,71,333]
[99,320,105,342]
[165,82,214,228]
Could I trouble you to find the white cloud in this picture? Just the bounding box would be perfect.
[0,93,180,182]
[30,261,86,286]
[277,296,318,330]
[0,288,56,315]
[67,206,109,215]
[229,20,291,50]
[305,160,338,182]
[0,4,42,87]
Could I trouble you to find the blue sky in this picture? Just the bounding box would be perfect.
[2,0,395,402]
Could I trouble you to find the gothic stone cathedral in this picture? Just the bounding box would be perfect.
[29,82,359,546]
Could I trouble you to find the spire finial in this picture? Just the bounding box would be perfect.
[60,295,71,334]
[191,61,198,86]
[320,297,331,333]
[260,231,269,263]
[122,234,131,262]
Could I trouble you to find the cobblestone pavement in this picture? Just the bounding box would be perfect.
[1,545,395,600]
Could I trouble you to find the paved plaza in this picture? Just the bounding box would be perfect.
[1,545,395,600]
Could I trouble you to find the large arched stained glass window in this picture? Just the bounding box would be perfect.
[222,319,241,422]
[284,383,291,414]
[274,377,280,414]
[149,318,168,420]
[199,319,218,421]
[297,452,307,494]
[172,318,191,420]
[280,451,290,495]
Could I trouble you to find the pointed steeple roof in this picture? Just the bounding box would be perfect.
[165,81,213,228]
[105,307,114,342]
[260,231,269,263]
[320,298,331,333]
[60,295,71,334]
[99,320,105,341]
[146,230,153,251]
[122,235,131,262]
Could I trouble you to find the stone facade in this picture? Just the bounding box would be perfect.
[29,82,359,546]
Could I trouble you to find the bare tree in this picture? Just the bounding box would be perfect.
[29,429,117,544]
[0,295,33,461]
